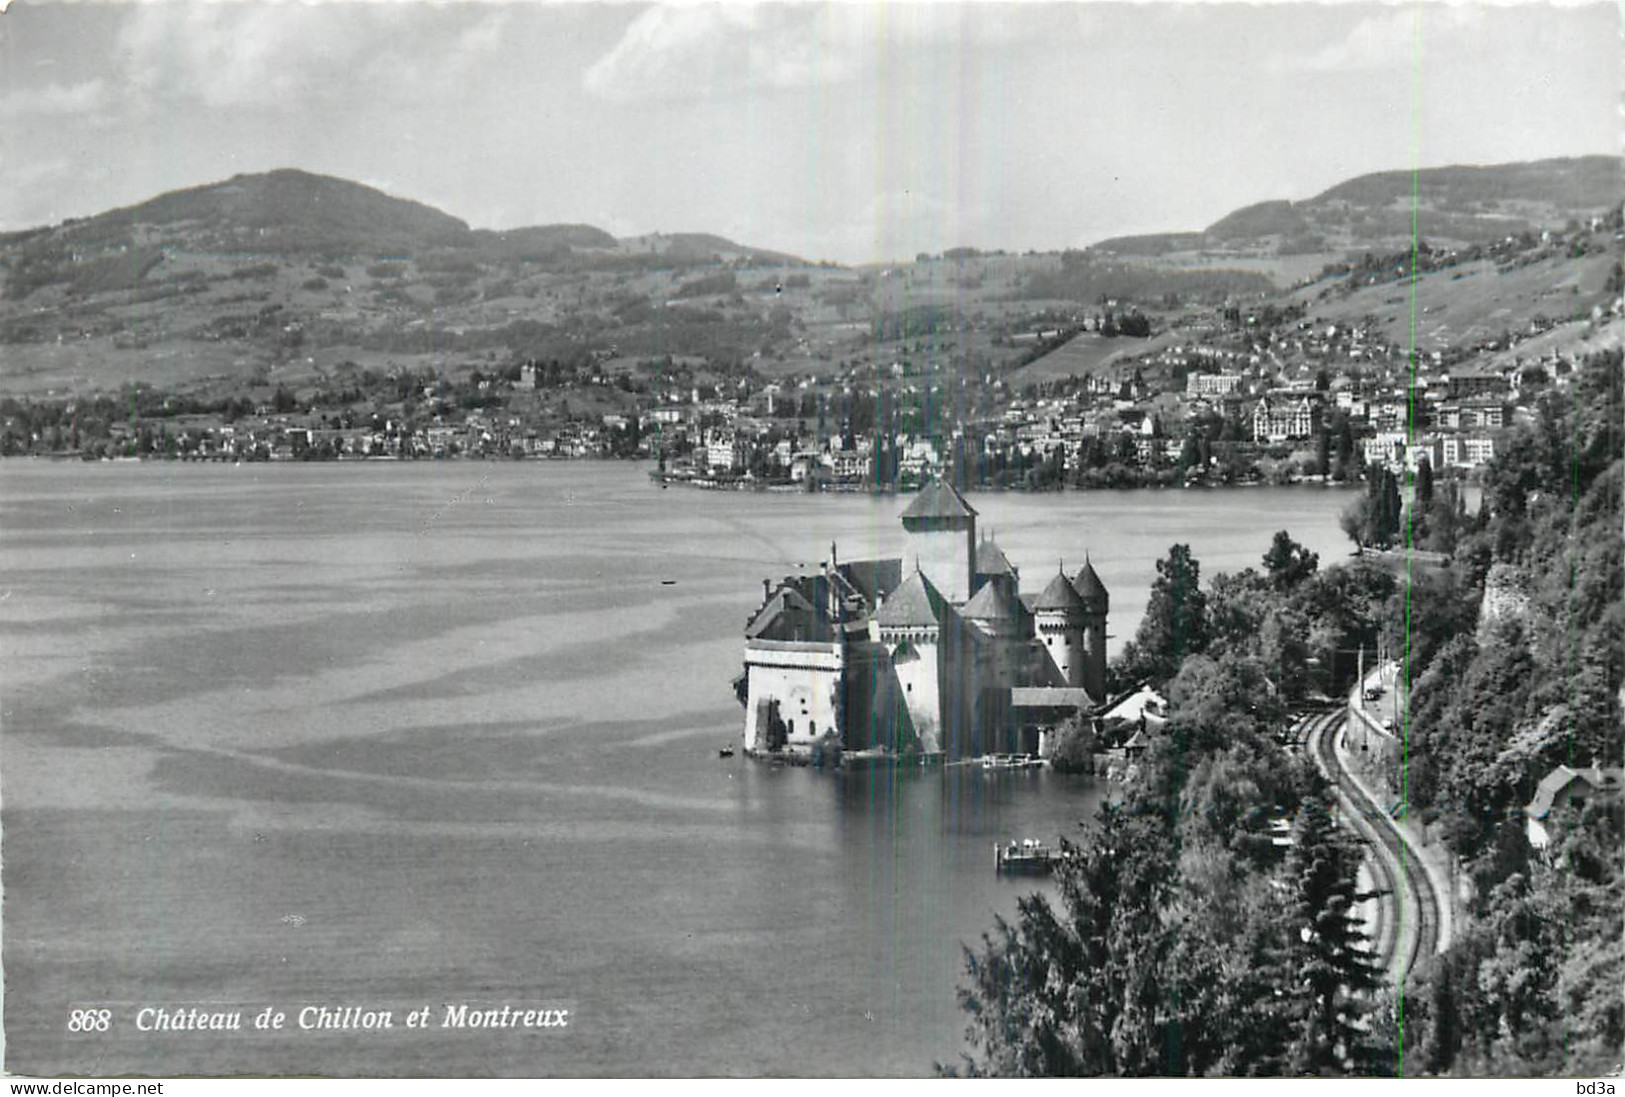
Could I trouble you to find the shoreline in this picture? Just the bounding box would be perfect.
[648,466,1363,495]
[0,453,1375,497]
[2,451,1368,495]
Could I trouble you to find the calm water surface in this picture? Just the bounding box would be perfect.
[0,461,1356,1075]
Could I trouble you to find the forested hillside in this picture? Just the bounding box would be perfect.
[951,349,1623,1076]
[1395,346,1622,1074]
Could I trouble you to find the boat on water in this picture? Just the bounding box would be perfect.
[718,746,735,759]
[995,839,1070,875]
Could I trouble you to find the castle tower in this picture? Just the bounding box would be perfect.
[1034,568,1088,689]
[973,533,1019,601]
[875,568,952,755]
[962,573,1027,690]
[899,478,977,604]
[1072,559,1110,703]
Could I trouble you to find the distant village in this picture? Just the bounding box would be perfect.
[2,265,1610,493]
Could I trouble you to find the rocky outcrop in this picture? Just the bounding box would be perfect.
[1478,562,1532,641]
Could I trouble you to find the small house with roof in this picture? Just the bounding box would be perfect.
[738,477,1110,761]
[1524,762,1624,850]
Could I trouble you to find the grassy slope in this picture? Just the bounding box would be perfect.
[1005,330,1183,386]
[1289,248,1616,354]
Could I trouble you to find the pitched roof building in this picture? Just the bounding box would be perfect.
[1524,762,1624,850]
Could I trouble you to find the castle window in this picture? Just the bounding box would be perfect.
[809,721,817,736]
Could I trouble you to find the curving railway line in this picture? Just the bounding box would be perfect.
[1290,709,1442,983]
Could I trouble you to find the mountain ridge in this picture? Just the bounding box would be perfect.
[0,157,1616,398]
[7,157,1617,284]
[5,168,804,275]
[1092,154,1621,258]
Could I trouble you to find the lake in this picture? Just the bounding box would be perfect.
[0,461,1357,1076]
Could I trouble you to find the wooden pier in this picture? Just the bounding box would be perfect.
[995,839,1071,875]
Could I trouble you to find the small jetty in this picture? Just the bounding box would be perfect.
[980,753,1044,771]
[995,839,1070,876]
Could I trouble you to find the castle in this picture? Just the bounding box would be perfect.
[737,477,1109,760]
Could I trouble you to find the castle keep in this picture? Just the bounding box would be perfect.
[738,478,1108,760]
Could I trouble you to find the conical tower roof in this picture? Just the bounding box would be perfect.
[1073,559,1109,611]
[962,577,1026,622]
[1033,568,1087,612]
[974,537,1015,578]
[875,568,951,628]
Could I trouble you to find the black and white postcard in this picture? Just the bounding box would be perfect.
[1,0,1620,1082]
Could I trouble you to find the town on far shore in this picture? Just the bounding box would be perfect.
[7,292,1597,493]
[6,164,1619,516]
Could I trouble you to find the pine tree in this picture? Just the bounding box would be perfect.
[1333,419,1357,481]
[1179,431,1201,473]
[1358,472,1383,547]
[1263,530,1320,591]
[954,808,1128,1076]
[1383,470,1403,547]
[1280,790,1383,1075]
[1122,544,1209,684]
[953,806,1180,1077]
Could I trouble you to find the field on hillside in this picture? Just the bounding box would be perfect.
[1129,250,1337,290]
[0,340,253,396]
[1290,247,1617,354]
[0,339,485,399]
[0,245,1085,395]
[1482,318,1623,371]
[1005,330,1181,386]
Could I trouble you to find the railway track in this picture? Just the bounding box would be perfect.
[1293,710,1441,983]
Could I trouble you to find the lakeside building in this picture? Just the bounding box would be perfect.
[1185,372,1243,398]
[737,478,1109,760]
[1362,430,1500,474]
[1251,393,1322,443]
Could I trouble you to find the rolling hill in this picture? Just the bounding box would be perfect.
[0,159,1615,397]
[1094,155,1622,261]
[51,169,473,259]
[0,168,807,303]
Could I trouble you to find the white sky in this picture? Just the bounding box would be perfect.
[0,1,1618,264]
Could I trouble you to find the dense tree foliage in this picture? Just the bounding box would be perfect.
[1397,351,1622,853]
[954,537,1401,1076]
[951,649,1385,1076]
[1280,791,1385,1074]
[955,349,1622,1075]
[1391,348,1623,1075]
[1340,467,1405,549]
[1263,529,1320,592]
[1119,543,1209,685]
